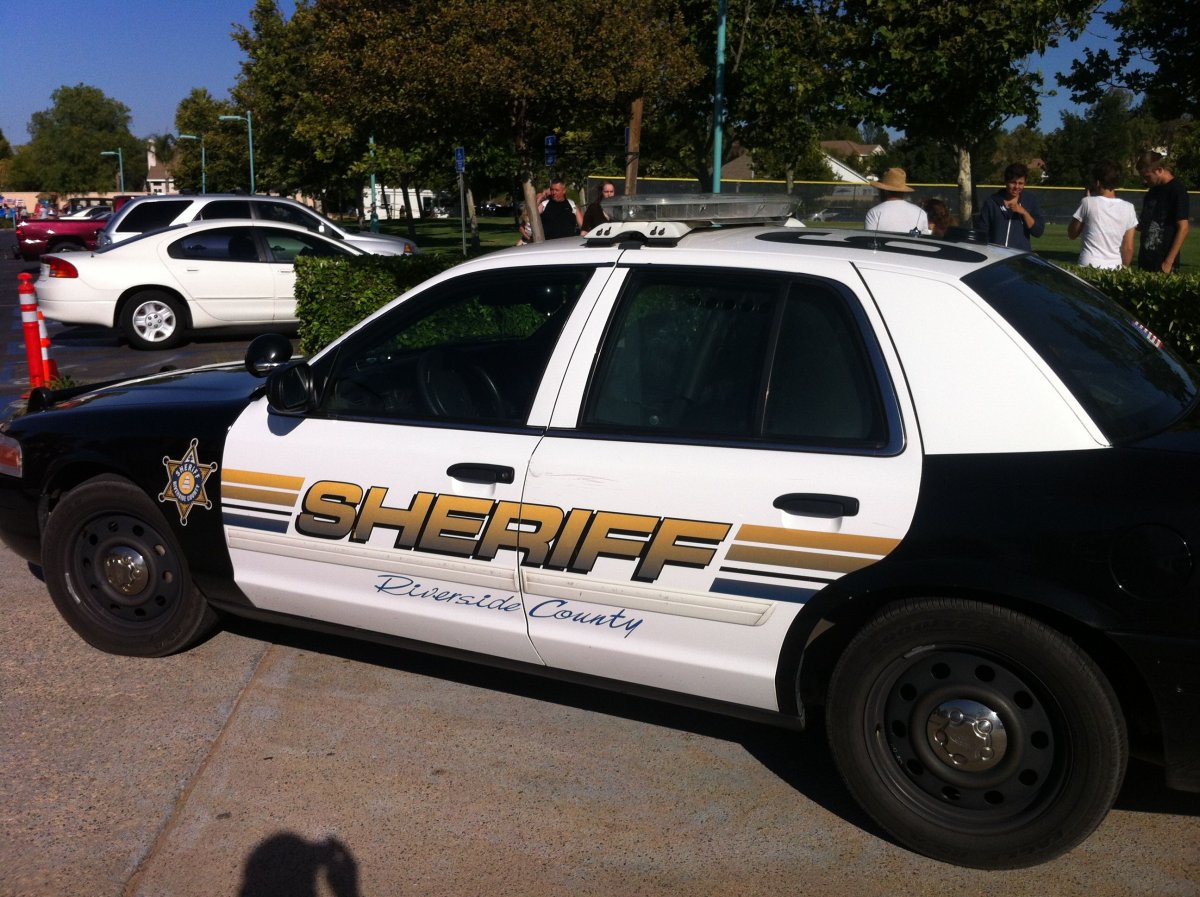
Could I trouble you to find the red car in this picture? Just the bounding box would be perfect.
[15,214,111,261]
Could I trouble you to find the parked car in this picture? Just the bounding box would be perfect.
[36,219,363,349]
[98,194,418,256]
[14,214,111,260]
[4,199,1199,870]
[807,207,844,221]
[60,205,113,220]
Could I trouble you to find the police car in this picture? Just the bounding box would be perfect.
[1,196,1197,869]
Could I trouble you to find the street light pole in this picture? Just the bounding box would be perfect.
[100,148,125,193]
[177,134,206,194]
[219,111,255,193]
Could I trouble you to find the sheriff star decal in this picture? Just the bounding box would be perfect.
[159,439,217,525]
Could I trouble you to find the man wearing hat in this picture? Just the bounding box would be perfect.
[864,168,930,235]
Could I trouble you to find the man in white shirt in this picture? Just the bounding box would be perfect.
[1067,161,1139,269]
[864,168,930,235]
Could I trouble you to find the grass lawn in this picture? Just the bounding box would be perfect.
[373,216,521,255]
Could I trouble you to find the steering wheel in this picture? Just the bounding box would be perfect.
[417,347,505,419]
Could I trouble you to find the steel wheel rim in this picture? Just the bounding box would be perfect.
[864,646,1064,829]
[63,511,184,626]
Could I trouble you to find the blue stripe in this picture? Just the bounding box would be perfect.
[224,513,290,534]
[709,577,817,604]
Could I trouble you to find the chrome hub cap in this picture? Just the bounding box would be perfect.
[926,699,1007,771]
[102,546,149,596]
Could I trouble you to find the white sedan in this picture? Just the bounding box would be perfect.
[36,219,363,349]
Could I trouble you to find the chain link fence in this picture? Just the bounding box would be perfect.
[584,176,1198,227]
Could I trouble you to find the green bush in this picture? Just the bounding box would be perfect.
[294,253,464,355]
[1060,264,1200,366]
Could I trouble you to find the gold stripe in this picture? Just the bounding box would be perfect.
[726,543,879,573]
[223,469,305,490]
[222,484,299,507]
[735,523,899,556]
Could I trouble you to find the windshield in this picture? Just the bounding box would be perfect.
[963,256,1197,443]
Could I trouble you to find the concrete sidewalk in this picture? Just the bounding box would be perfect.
[4,539,1200,897]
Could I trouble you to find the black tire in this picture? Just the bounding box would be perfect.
[121,290,187,350]
[41,475,218,657]
[826,598,1126,869]
[49,240,85,253]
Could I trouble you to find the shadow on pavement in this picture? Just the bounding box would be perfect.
[238,832,362,897]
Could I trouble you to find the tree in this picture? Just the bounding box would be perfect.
[834,0,1095,218]
[173,88,243,194]
[7,84,146,194]
[1043,89,1147,187]
[1059,0,1199,120]
[979,124,1047,184]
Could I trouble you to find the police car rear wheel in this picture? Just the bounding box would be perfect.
[41,475,218,657]
[826,598,1126,869]
[122,290,186,350]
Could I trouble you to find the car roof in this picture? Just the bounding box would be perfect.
[95,217,366,253]
[471,220,1022,282]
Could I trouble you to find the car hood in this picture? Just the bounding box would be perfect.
[24,363,262,416]
[344,231,419,254]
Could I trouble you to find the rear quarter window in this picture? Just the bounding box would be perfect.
[963,255,1197,442]
[116,200,194,234]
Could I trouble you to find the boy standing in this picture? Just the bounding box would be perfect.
[1067,161,1139,269]
[1136,151,1190,273]
[979,162,1046,250]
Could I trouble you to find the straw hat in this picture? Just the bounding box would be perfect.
[875,168,914,193]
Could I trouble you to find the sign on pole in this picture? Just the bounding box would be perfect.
[454,146,465,173]
[544,135,557,167]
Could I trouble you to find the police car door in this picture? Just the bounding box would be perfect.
[221,265,603,663]
[520,261,922,711]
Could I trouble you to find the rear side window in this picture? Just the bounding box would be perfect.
[583,268,893,450]
[964,255,1198,442]
[115,199,193,234]
[167,227,260,262]
[196,200,252,220]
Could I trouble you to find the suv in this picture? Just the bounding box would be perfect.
[98,194,418,255]
[3,196,1198,869]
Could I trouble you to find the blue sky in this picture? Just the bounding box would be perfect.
[1,1,1126,149]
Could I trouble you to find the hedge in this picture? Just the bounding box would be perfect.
[293,253,464,355]
[1061,265,1200,366]
[294,252,1200,369]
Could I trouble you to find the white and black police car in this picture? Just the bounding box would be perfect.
[2,196,1197,868]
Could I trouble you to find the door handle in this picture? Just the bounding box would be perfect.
[447,463,515,485]
[773,493,860,518]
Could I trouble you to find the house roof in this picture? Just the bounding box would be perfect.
[819,140,883,158]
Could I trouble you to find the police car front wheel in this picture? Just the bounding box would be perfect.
[41,475,218,657]
[826,597,1126,869]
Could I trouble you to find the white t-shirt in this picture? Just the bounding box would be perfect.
[1072,195,1139,269]
[864,199,930,235]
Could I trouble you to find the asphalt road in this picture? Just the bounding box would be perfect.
[0,242,295,415]
[2,231,1199,896]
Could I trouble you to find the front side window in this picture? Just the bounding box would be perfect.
[261,227,353,262]
[255,200,339,238]
[195,200,253,221]
[317,267,593,425]
[583,268,891,450]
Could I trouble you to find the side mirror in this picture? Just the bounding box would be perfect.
[245,333,295,377]
[266,361,317,414]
